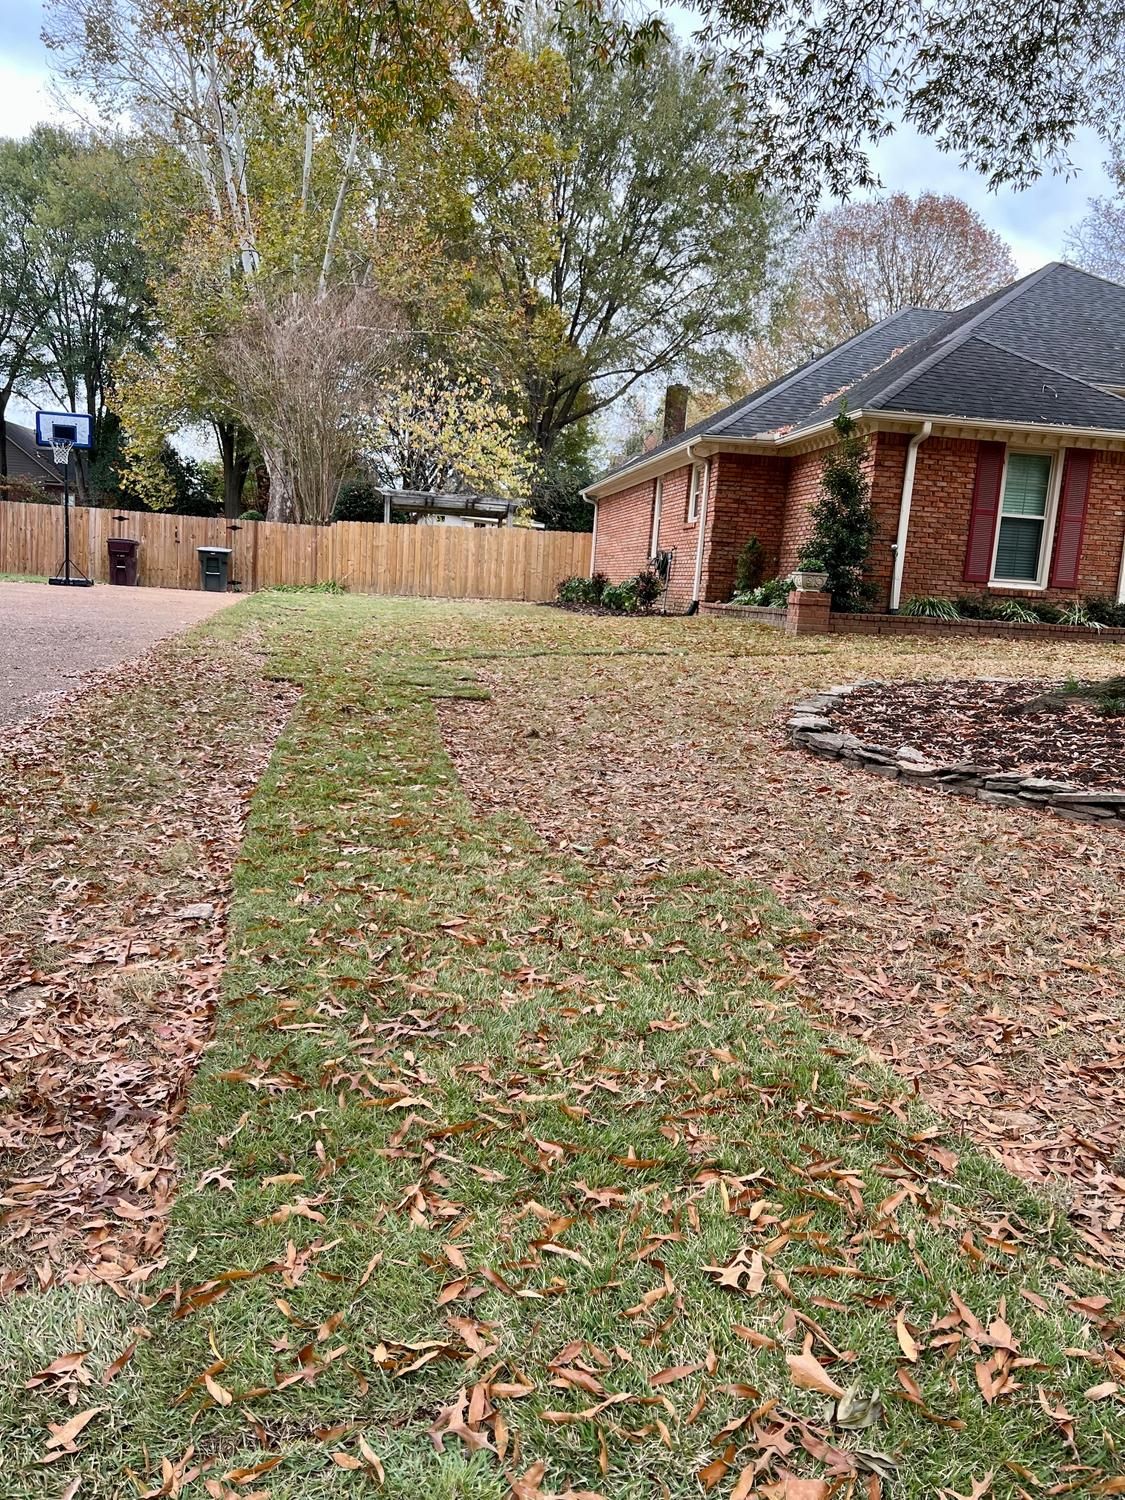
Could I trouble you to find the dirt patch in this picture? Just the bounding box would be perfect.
[831,676,1125,787]
[0,622,295,1294]
[436,625,1125,1260]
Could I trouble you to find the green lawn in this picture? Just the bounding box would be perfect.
[2,593,1122,1499]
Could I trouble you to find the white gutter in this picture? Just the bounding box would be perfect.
[588,498,598,579]
[1116,527,1125,605]
[688,447,710,609]
[889,421,931,612]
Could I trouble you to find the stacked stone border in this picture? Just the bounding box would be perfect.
[788,683,1125,826]
[702,596,1125,643]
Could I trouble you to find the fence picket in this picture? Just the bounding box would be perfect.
[0,501,589,601]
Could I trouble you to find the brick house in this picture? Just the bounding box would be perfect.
[584,263,1125,612]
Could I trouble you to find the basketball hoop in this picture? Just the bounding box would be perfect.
[35,410,94,588]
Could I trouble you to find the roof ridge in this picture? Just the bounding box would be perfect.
[863,264,1060,410]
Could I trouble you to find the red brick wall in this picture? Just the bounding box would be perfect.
[593,433,1125,613]
[702,453,787,601]
[652,464,699,612]
[778,450,824,571]
[900,437,1125,605]
[591,477,655,583]
[778,438,901,605]
[867,433,908,608]
[591,463,703,610]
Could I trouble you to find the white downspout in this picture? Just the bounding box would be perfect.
[1116,525,1125,605]
[588,499,598,579]
[689,447,710,610]
[889,421,932,612]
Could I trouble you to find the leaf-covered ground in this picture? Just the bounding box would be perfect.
[1,594,1124,1500]
[1,620,297,1292]
[438,608,1125,1263]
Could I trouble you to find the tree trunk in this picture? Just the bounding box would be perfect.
[0,391,8,481]
[254,459,270,515]
[216,420,252,518]
[263,447,297,522]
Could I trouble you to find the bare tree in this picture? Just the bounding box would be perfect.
[795,192,1019,347]
[1066,155,1125,284]
[215,287,402,524]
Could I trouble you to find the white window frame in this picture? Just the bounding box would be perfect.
[650,476,663,557]
[988,448,1062,591]
[686,461,706,524]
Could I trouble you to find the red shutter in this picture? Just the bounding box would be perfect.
[1048,450,1092,589]
[962,441,1006,583]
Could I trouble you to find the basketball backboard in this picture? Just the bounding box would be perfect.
[35,410,93,451]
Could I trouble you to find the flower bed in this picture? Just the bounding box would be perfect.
[789,678,1125,824]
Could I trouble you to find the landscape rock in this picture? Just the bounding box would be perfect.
[789,714,834,731]
[803,732,845,753]
[788,683,1124,831]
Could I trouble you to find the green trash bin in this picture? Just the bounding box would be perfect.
[197,546,232,592]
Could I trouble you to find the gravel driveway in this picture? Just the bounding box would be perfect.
[0,581,238,728]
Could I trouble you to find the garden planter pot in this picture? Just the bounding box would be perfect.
[792,570,829,591]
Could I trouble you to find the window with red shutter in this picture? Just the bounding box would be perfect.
[1048,450,1092,590]
[962,441,1006,584]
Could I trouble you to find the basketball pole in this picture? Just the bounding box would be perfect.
[48,444,93,587]
[62,450,71,580]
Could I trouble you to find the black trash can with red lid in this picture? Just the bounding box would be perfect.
[107,536,140,585]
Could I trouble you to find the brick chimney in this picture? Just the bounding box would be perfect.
[662,384,689,441]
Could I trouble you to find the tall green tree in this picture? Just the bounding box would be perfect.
[0,139,52,481]
[114,221,257,516]
[394,5,785,460]
[23,127,158,501]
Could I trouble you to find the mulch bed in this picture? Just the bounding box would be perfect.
[831,676,1125,787]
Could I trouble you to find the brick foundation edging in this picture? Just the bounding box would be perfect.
[701,599,1125,643]
[788,683,1125,827]
[700,602,787,627]
[830,614,1125,642]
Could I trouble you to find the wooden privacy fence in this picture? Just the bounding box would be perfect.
[0,502,591,601]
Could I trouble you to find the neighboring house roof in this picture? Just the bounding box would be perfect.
[3,421,63,486]
[589,262,1125,494]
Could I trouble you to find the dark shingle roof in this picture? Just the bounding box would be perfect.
[707,307,948,438]
[596,307,949,483]
[785,262,1125,436]
[3,421,62,485]
[591,262,1125,489]
[883,336,1125,428]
